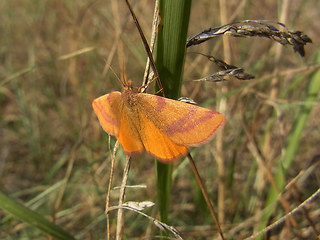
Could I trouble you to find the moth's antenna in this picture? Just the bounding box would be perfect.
[121,59,128,86]
[125,0,165,97]
[105,62,126,87]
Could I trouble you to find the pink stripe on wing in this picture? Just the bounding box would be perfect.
[165,107,216,135]
[154,95,167,112]
[93,96,118,129]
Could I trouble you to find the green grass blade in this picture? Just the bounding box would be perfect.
[155,161,173,224]
[0,191,75,240]
[154,0,191,228]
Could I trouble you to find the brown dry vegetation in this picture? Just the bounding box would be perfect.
[0,0,320,239]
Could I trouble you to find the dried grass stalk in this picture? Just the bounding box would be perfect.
[187,20,312,56]
[192,52,255,81]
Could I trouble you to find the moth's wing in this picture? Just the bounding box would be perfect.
[92,92,122,136]
[137,93,225,146]
[117,105,145,156]
[92,92,144,155]
[136,108,188,162]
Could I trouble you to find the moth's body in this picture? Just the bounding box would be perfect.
[92,81,225,162]
[121,81,140,109]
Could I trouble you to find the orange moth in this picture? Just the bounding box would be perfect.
[92,80,225,163]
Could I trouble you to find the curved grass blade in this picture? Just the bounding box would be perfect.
[0,191,75,240]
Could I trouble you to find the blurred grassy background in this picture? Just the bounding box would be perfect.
[1,0,319,239]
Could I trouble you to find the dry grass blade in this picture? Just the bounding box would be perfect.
[115,156,131,240]
[187,20,312,56]
[124,0,164,95]
[244,187,320,240]
[193,69,253,82]
[121,201,155,211]
[105,141,119,240]
[191,53,254,81]
[187,153,225,240]
[53,138,83,221]
[108,204,183,240]
[142,0,159,88]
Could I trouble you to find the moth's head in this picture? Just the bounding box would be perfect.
[123,80,139,93]
[127,80,134,88]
